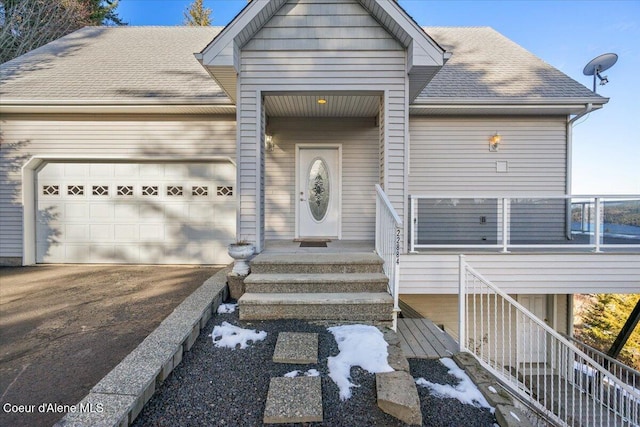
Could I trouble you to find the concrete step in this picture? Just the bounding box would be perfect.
[239,292,393,322]
[250,253,384,274]
[376,371,423,426]
[263,376,323,424]
[244,273,389,293]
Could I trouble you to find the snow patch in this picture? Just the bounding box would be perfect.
[510,411,521,422]
[415,357,493,411]
[327,324,393,400]
[488,385,497,394]
[217,303,237,314]
[284,369,320,378]
[211,321,266,349]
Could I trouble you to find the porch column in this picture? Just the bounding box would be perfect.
[237,89,265,252]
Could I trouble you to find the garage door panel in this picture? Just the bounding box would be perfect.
[89,164,114,177]
[63,203,87,219]
[89,204,114,219]
[64,164,89,177]
[114,225,138,241]
[114,203,139,219]
[36,162,235,264]
[140,204,164,220]
[90,224,113,240]
[114,164,138,177]
[65,224,89,240]
[140,224,164,241]
[139,164,163,177]
[188,204,215,219]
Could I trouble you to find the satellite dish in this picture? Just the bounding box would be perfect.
[583,53,618,93]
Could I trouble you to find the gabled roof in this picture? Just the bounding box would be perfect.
[197,0,448,102]
[0,27,234,114]
[415,27,607,114]
[0,26,606,115]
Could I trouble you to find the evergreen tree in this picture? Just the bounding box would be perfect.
[575,293,640,369]
[0,0,125,64]
[183,0,212,26]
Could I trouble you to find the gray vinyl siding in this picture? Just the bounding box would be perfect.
[409,117,567,195]
[265,117,378,240]
[238,0,407,243]
[400,253,640,294]
[409,116,568,245]
[0,114,236,259]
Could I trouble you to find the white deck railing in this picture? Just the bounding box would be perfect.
[563,333,640,401]
[410,195,640,253]
[459,255,640,426]
[375,184,402,331]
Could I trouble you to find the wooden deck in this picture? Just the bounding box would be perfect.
[397,318,459,359]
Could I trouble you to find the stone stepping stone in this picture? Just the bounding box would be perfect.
[263,376,323,424]
[272,332,318,364]
[376,371,423,426]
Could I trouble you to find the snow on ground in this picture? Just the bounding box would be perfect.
[217,303,237,314]
[327,324,394,400]
[415,357,494,411]
[284,369,321,378]
[211,321,267,349]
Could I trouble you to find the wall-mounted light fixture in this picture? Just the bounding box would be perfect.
[489,132,501,152]
[265,134,274,152]
[317,97,327,105]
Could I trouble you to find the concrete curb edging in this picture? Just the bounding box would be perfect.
[55,266,231,427]
[452,352,534,427]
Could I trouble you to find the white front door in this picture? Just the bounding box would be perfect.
[297,146,341,238]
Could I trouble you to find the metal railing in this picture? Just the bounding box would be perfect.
[410,195,640,253]
[459,255,640,426]
[563,333,640,398]
[375,184,402,331]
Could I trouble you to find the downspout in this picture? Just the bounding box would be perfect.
[565,103,593,239]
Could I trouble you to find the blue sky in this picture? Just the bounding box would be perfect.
[117,0,639,194]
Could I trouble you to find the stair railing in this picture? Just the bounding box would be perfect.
[459,255,640,426]
[562,333,640,398]
[375,184,402,331]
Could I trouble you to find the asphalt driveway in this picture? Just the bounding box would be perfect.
[0,264,221,427]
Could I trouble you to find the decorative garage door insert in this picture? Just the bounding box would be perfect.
[36,162,235,264]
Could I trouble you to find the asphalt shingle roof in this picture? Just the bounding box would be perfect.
[0,26,228,103]
[422,26,601,101]
[0,26,603,105]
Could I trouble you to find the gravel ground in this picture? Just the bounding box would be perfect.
[134,306,496,427]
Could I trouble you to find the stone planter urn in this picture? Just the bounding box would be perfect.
[228,242,255,276]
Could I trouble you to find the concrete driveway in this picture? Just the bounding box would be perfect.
[0,265,221,427]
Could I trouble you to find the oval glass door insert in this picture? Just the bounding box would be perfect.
[307,158,330,221]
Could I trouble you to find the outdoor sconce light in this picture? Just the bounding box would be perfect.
[265,134,274,152]
[317,97,327,105]
[489,132,501,152]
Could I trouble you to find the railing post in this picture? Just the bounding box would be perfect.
[459,254,466,352]
[501,198,509,253]
[393,226,401,331]
[410,195,416,253]
[594,197,602,253]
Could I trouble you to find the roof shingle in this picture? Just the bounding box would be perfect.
[421,27,602,101]
[0,26,603,105]
[0,26,228,103]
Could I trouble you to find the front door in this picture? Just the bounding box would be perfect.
[296,146,341,238]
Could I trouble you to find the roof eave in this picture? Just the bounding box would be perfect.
[0,99,237,115]
[409,100,607,116]
[413,97,609,105]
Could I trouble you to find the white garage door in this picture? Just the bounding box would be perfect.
[36,162,235,264]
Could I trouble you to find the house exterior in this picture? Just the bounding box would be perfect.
[1,0,638,342]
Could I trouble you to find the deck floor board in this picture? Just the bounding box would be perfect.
[397,318,458,359]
